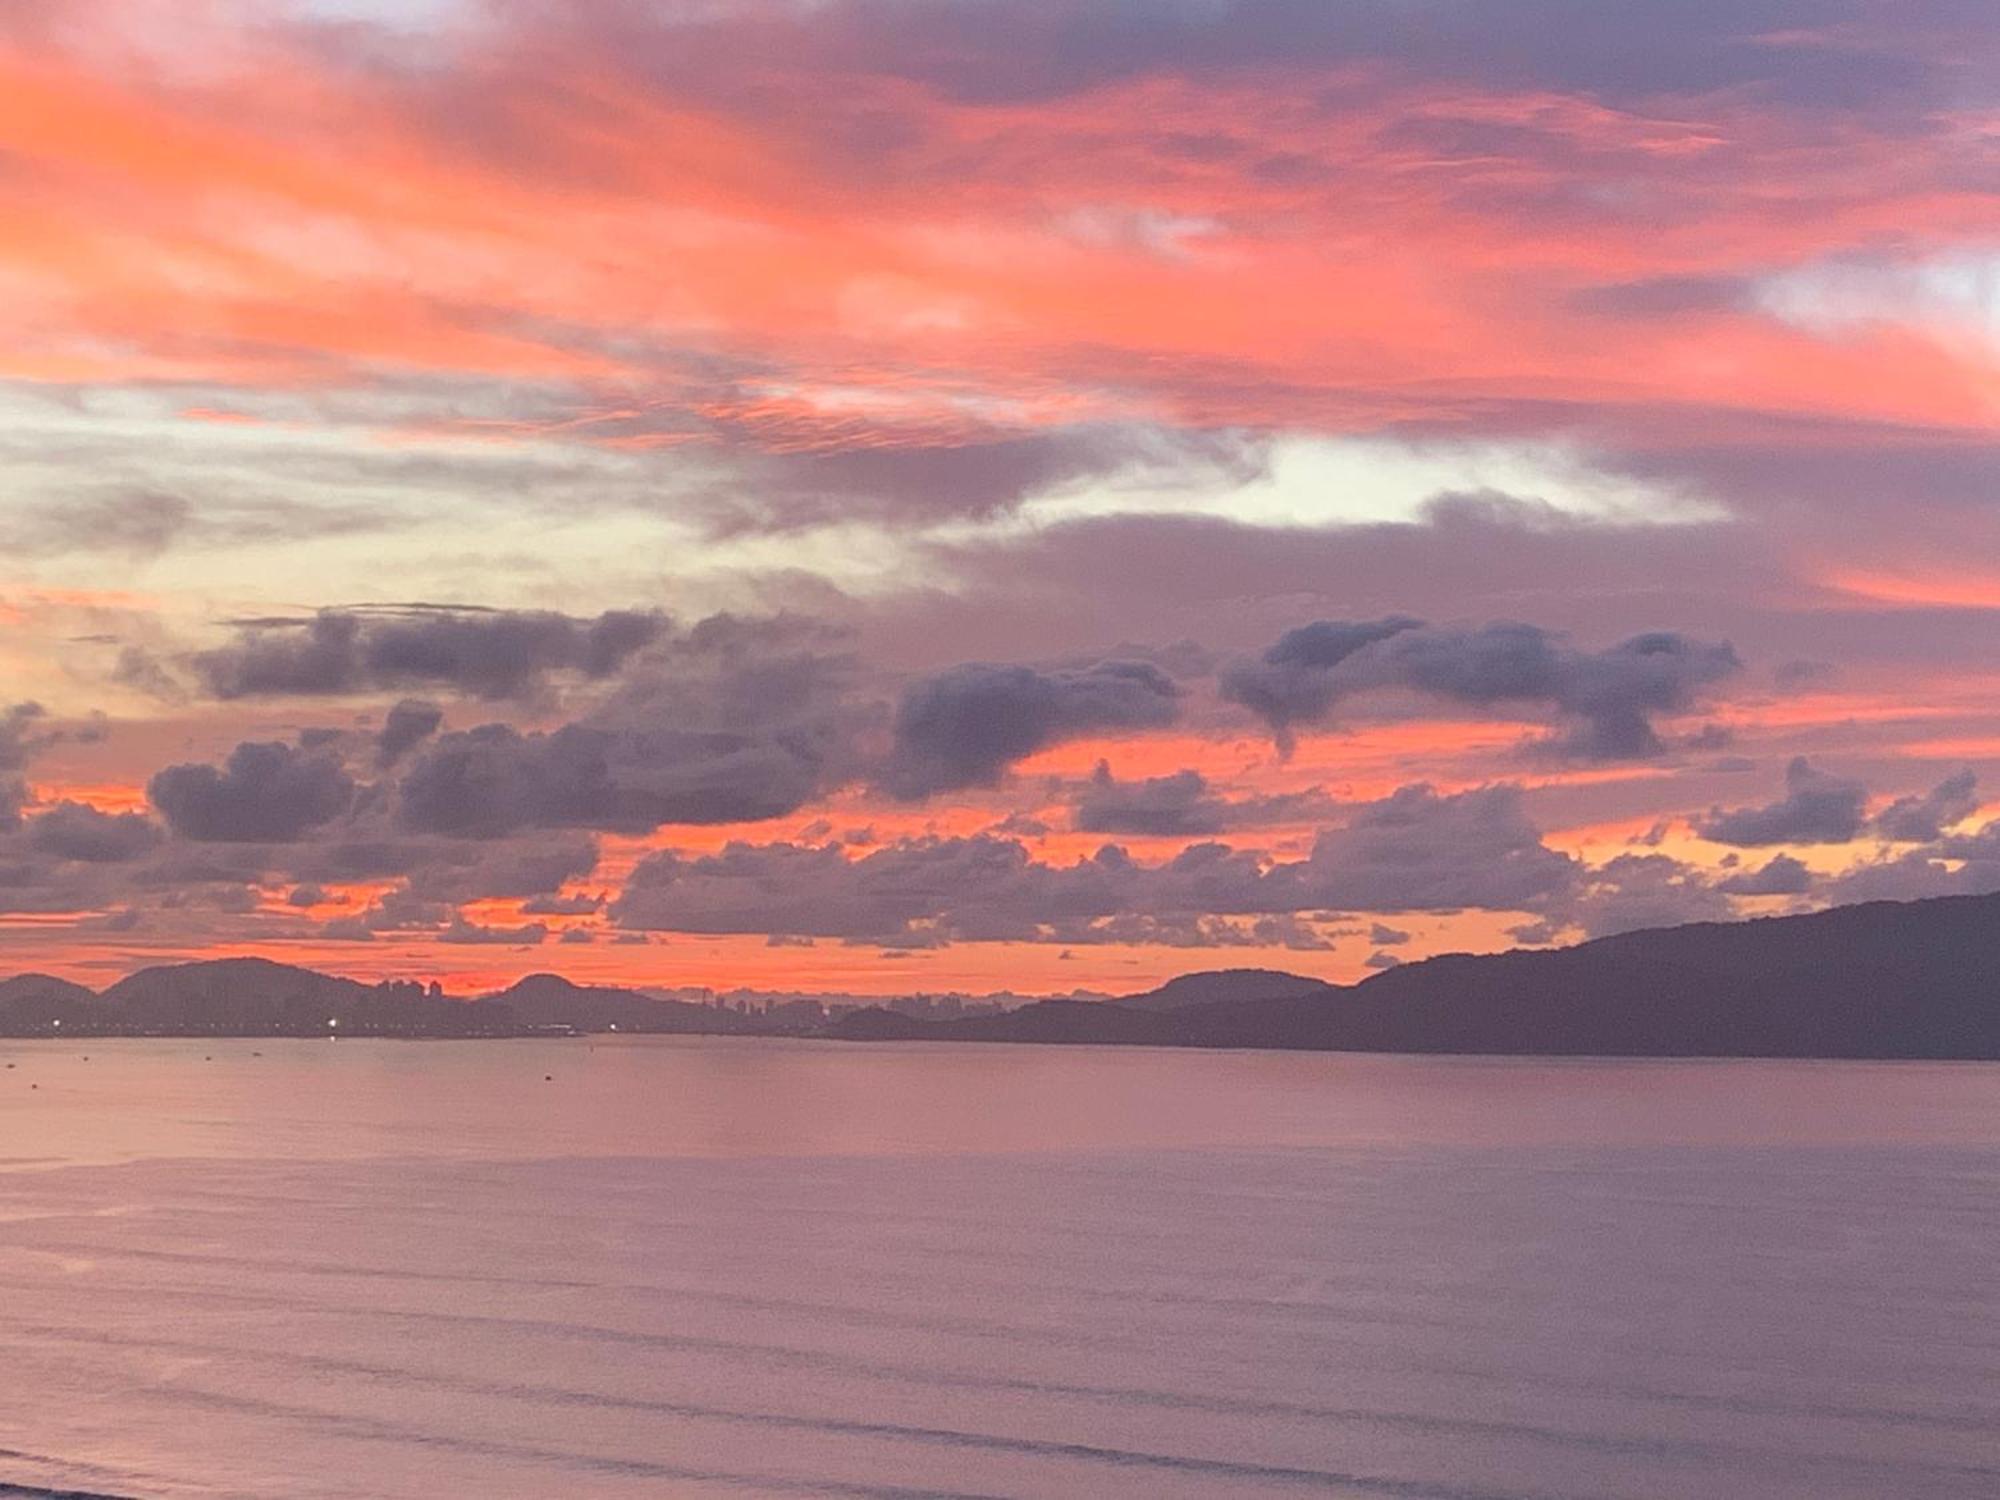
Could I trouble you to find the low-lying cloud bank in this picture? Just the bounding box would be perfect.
[0,590,1988,959]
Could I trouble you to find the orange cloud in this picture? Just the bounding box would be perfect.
[29,781,150,814]
[1818,568,2000,611]
[0,25,1988,437]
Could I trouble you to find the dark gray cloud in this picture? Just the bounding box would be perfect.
[149,741,356,842]
[1280,783,1579,912]
[1871,769,1978,843]
[1618,423,2000,524]
[1070,765,1220,837]
[0,702,46,828]
[24,801,164,863]
[1696,757,1868,846]
[706,425,1262,533]
[0,855,116,916]
[916,497,1781,669]
[1715,852,1814,896]
[280,834,550,912]
[283,838,435,885]
[614,780,1578,945]
[1557,852,1735,938]
[111,646,185,704]
[396,617,862,836]
[614,833,1275,946]
[0,746,594,925]
[1075,910,1337,951]
[6,491,191,557]
[194,605,667,701]
[130,841,274,889]
[401,833,600,903]
[614,836,1063,944]
[1070,762,1337,837]
[883,659,1179,798]
[376,699,444,766]
[542,0,1975,116]
[397,721,829,837]
[0,701,47,773]
[331,887,453,935]
[81,906,145,933]
[1822,817,2000,904]
[3,488,396,559]
[522,891,603,916]
[1225,619,1740,759]
[439,915,549,946]
[1217,617,1421,747]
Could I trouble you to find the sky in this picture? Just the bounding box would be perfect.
[0,0,1995,994]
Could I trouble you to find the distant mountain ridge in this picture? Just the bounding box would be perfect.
[0,961,1066,1040]
[8,892,2000,1054]
[93,957,515,1037]
[0,959,787,1039]
[487,973,763,1034]
[0,973,98,1028]
[828,892,2000,1059]
[1117,968,1332,1012]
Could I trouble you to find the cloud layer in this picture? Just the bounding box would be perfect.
[0,0,1991,989]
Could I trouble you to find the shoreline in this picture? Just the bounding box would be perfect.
[7,1031,2000,1062]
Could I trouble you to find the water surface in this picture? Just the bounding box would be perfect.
[1,1037,1995,1498]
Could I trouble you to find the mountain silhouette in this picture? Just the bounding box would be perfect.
[8,892,2000,1054]
[0,973,100,1029]
[1117,968,1334,1012]
[487,974,763,1034]
[65,957,515,1037]
[829,893,2000,1058]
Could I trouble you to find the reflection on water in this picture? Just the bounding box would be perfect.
[7,1035,1999,1165]
[0,1038,1996,1498]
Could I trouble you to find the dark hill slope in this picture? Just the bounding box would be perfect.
[97,958,516,1036]
[0,973,100,1030]
[489,974,761,1033]
[837,894,2000,1059]
[1175,894,2000,1058]
[1117,968,1331,1012]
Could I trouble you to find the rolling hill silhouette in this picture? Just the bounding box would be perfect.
[828,894,2000,1058]
[6,894,2000,1056]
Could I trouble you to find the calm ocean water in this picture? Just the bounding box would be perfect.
[0,1036,1996,1499]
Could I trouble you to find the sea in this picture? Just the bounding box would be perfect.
[0,1035,1995,1499]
